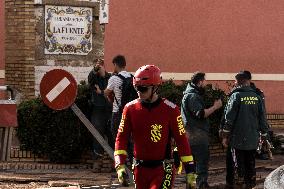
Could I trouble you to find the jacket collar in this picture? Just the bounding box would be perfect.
[184,83,205,95]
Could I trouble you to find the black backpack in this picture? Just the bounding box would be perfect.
[114,74,138,112]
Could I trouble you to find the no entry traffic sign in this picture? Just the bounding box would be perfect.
[40,69,77,110]
[39,69,133,185]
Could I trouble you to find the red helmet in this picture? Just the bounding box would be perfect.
[133,65,162,86]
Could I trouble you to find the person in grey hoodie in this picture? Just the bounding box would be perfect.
[181,72,223,189]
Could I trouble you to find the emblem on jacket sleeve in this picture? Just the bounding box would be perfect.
[118,115,126,133]
[177,115,186,135]
[150,124,163,142]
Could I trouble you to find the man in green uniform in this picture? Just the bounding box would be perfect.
[181,72,223,189]
[220,70,271,188]
[221,71,268,189]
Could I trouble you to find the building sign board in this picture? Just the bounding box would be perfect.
[99,0,109,24]
[45,6,92,55]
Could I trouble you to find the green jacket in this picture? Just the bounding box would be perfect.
[181,83,210,145]
[224,86,268,150]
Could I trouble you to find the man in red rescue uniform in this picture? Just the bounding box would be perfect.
[114,65,196,188]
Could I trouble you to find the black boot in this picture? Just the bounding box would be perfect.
[199,182,210,189]
[224,183,234,189]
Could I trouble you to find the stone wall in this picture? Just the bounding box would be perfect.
[5,0,36,99]
[34,0,103,96]
[0,0,5,85]
[5,0,104,99]
[34,0,103,67]
[267,114,284,129]
[34,66,92,96]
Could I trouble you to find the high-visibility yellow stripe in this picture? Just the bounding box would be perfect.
[114,150,127,156]
[180,155,194,162]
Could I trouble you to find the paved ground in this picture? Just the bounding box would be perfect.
[0,154,282,189]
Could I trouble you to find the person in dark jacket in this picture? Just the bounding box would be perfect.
[181,72,223,189]
[243,71,266,111]
[220,84,244,189]
[243,71,272,160]
[220,71,271,189]
[220,85,251,189]
[220,71,269,189]
[88,61,113,159]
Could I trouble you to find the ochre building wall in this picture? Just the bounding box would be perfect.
[105,0,284,114]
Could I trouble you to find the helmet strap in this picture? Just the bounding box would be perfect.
[143,86,158,103]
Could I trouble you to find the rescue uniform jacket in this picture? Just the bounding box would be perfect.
[181,83,210,145]
[88,70,112,110]
[114,98,193,168]
[220,85,269,132]
[223,86,268,150]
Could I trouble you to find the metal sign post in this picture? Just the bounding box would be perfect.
[71,104,113,158]
[40,69,133,185]
[70,103,133,185]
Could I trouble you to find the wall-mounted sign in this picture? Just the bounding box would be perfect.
[99,0,109,24]
[45,6,92,55]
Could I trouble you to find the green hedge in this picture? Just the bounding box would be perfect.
[17,80,227,163]
[17,81,93,163]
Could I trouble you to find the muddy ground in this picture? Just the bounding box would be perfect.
[0,155,283,189]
